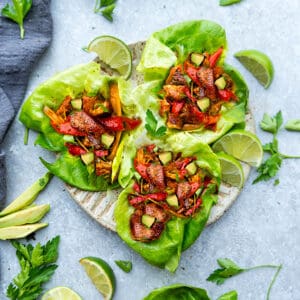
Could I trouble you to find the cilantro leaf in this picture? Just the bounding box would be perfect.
[220,0,242,6]
[1,0,32,39]
[94,0,117,22]
[6,236,60,300]
[145,109,167,138]
[101,4,115,22]
[260,111,283,135]
[207,258,244,285]
[217,290,238,300]
[115,260,132,273]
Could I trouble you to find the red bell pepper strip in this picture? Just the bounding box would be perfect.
[145,144,156,153]
[129,192,168,206]
[123,117,142,130]
[132,181,141,193]
[218,89,237,101]
[94,150,109,157]
[65,143,87,156]
[209,48,223,68]
[185,198,202,216]
[184,61,201,86]
[99,116,124,131]
[189,105,205,122]
[134,160,150,180]
[51,121,86,136]
[171,101,185,115]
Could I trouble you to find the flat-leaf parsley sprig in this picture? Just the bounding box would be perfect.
[207,258,282,300]
[145,109,167,138]
[6,236,60,300]
[94,0,117,22]
[253,111,300,184]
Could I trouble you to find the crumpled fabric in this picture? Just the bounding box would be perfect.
[0,0,53,207]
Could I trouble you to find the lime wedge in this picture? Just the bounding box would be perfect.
[216,152,244,188]
[42,287,82,300]
[80,256,115,300]
[212,130,263,167]
[87,35,132,79]
[234,49,274,88]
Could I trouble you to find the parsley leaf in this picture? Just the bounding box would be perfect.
[6,236,60,300]
[219,0,242,6]
[115,260,132,273]
[207,258,282,300]
[145,109,167,138]
[217,290,238,300]
[94,0,117,22]
[1,0,32,39]
[260,111,283,135]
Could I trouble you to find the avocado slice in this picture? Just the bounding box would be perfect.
[197,97,210,112]
[101,133,115,149]
[63,135,75,143]
[142,214,155,228]
[71,99,82,110]
[191,53,204,66]
[158,152,172,165]
[186,162,198,175]
[81,152,94,165]
[215,76,226,90]
[166,194,179,207]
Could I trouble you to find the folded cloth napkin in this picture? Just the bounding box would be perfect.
[0,0,53,207]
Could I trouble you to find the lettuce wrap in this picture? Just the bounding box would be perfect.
[114,141,220,272]
[19,62,141,191]
[136,20,249,145]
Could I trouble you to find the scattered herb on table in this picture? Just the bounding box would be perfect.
[217,290,238,300]
[219,0,242,6]
[285,119,300,131]
[115,260,132,273]
[207,258,282,300]
[1,0,32,39]
[6,236,60,300]
[145,109,167,138]
[253,111,300,184]
[94,0,117,22]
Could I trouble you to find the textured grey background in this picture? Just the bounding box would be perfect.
[1,0,300,299]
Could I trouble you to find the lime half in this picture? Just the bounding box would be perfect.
[212,130,263,167]
[80,256,116,300]
[42,287,82,300]
[234,49,274,88]
[217,152,244,188]
[88,35,132,79]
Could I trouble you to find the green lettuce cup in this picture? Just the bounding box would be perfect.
[114,142,220,272]
[136,20,249,145]
[19,62,141,191]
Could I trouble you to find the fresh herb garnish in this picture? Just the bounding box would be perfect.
[114,260,132,273]
[1,0,32,39]
[94,0,117,22]
[217,290,238,300]
[253,111,300,184]
[219,0,242,6]
[207,258,282,300]
[6,236,60,300]
[145,109,167,138]
[285,119,300,131]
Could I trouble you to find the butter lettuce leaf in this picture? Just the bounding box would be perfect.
[142,284,210,300]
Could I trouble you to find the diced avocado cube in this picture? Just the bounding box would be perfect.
[186,162,198,175]
[101,133,115,149]
[158,152,172,165]
[215,76,226,90]
[191,53,204,66]
[63,135,75,143]
[71,99,82,110]
[142,214,155,228]
[166,194,179,207]
[81,152,94,165]
[197,97,210,112]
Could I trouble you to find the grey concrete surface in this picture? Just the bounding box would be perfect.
[1,0,299,299]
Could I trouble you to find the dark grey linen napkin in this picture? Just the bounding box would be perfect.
[0,0,53,207]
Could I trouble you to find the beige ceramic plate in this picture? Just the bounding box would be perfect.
[66,42,255,231]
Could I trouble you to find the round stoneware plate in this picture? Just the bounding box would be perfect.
[66,42,255,231]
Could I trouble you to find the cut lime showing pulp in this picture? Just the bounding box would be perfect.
[217,152,244,188]
[42,287,82,300]
[212,130,263,167]
[80,256,115,300]
[234,49,274,88]
[88,35,132,79]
